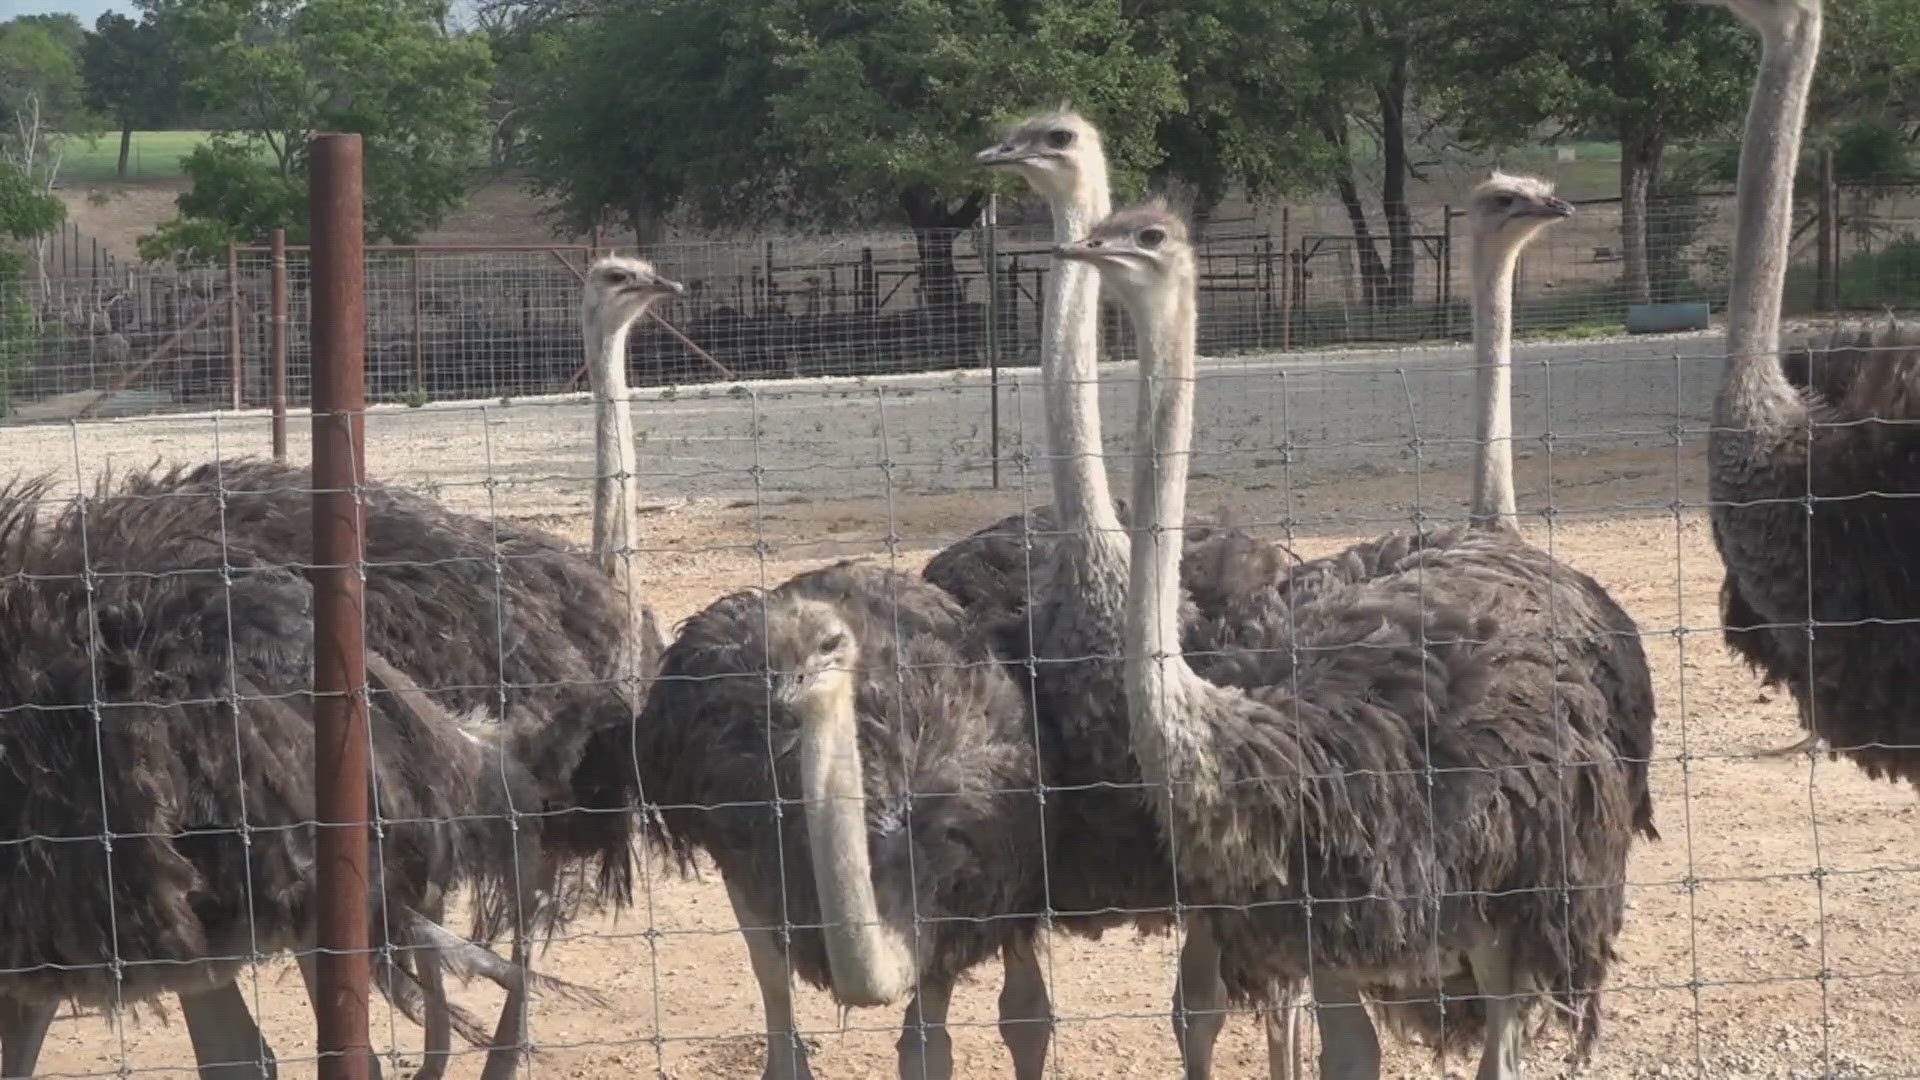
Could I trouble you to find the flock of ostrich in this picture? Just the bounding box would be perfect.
[0,1,1912,1077]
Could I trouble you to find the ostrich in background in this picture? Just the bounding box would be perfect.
[0,256,683,1079]
[627,561,1048,1080]
[1068,198,1643,1080]
[957,107,1304,1079]
[1466,171,1574,531]
[0,478,582,1079]
[1704,0,1920,782]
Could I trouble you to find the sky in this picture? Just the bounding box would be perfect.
[1,0,482,27]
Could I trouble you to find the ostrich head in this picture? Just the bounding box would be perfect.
[582,255,685,331]
[764,597,860,710]
[1053,198,1194,323]
[975,108,1108,200]
[1467,171,1574,258]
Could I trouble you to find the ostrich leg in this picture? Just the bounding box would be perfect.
[1264,982,1304,1080]
[476,933,531,1080]
[0,995,57,1078]
[178,981,278,1080]
[996,938,1052,1079]
[409,918,452,1080]
[726,880,814,1080]
[1309,970,1381,1080]
[1468,934,1528,1080]
[1171,919,1228,1079]
[895,975,954,1080]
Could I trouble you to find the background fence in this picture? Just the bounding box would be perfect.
[8,172,1920,427]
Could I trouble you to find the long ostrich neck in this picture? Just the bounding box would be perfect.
[1719,8,1823,431]
[1043,180,1123,545]
[1469,235,1522,530]
[585,308,646,665]
[1120,283,1215,792]
[794,672,914,1007]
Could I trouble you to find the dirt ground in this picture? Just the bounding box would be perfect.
[13,363,1920,1078]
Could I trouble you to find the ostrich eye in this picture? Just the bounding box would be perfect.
[1493,194,1515,209]
[1138,227,1166,249]
[819,632,846,656]
[1045,129,1074,149]
[605,270,632,285]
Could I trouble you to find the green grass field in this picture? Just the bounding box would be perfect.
[56,130,216,181]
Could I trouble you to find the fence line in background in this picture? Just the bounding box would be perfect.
[7,172,1918,434]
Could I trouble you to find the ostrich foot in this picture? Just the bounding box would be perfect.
[996,938,1052,1079]
[896,977,954,1080]
[1310,970,1381,1080]
[1468,934,1529,1080]
[180,981,277,1080]
[1754,732,1826,758]
[1171,919,1228,1080]
[726,880,814,1080]
[0,995,58,1079]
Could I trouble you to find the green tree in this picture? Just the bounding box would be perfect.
[0,158,64,416]
[142,0,491,254]
[523,0,1180,304]
[1429,0,1753,304]
[81,11,184,178]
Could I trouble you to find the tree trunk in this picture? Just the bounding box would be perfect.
[1378,49,1415,310]
[1619,131,1664,305]
[117,125,133,178]
[900,188,985,309]
[1318,109,1388,311]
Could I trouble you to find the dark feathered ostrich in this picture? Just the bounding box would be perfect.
[0,256,679,1079]
[962,108,1310,1079]
[0,476,564,1079]
[1067,198,1644,1080]
[628,560,1048,1080]
[1703,0,1920,782]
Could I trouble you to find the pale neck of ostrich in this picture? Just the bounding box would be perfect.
[1041,173,1124,546]
[794,670,914,1007]
[1120,277,1214,787]
[584,304,645,658]
[1719,7,1823,431]
[1468,228,1527,531]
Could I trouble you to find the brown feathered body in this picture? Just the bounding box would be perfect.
[0,475,503,1007]
[1176,525,1650,1053]
[110,458,656,917]
[1713,322,1920,785]
[931,511,1654,1050]
[631,560,1044,992]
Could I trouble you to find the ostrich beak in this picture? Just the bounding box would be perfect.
[975,143,1031,167]
[627,276,685,299]
[1053,240,1124,265]
[1528,196,1575,219]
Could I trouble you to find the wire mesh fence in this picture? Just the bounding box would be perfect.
[8,179,1920,427]
[7,149,1920,1080]
[3,320,1918,1076]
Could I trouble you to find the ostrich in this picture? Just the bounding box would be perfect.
[0,476,570,1079]
[1702,0,1920,782]
[962,107,1306,1079]
[1065,198,1643,1080]
[1466,171,1574,531]
[0,255,681,1079]
[627,560,1048,1080]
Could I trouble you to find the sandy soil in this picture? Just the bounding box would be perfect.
[11,349,1919,1079]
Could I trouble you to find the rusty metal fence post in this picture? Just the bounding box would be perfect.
[308,132,372,1080]
[227,242,243,409]
[271,227,290,460]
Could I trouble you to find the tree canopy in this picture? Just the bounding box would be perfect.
[81,11,184,177]
[140,0,492,256]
